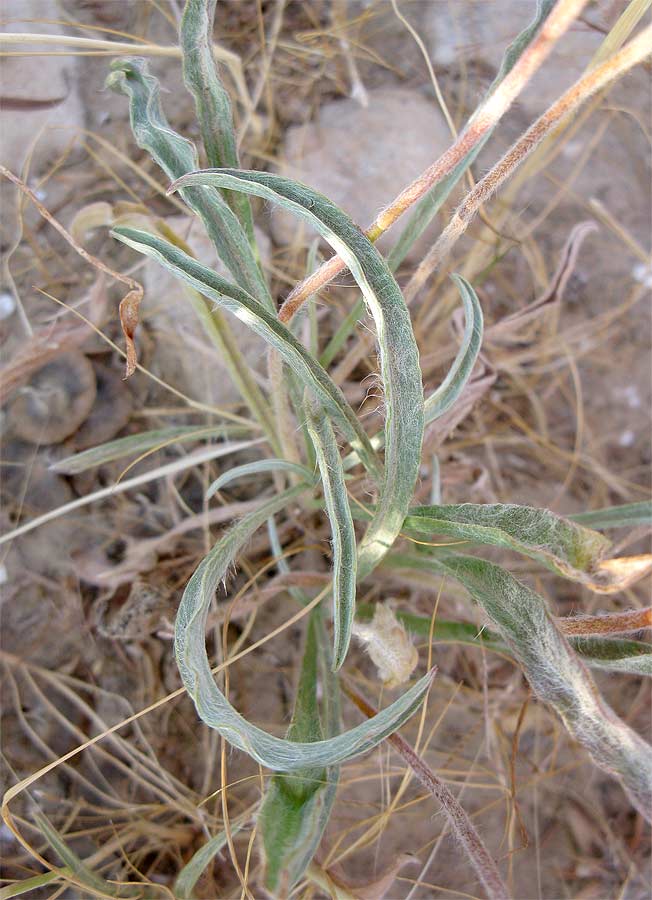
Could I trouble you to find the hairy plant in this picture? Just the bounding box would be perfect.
[2,1,651,897]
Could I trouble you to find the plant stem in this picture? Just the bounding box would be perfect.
[278,0,589,324]
[558,606,652,636]
[343,679,510,900]
[404,23,652,301]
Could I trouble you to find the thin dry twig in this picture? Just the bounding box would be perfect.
[278,0,589,322]
[558,606,652,636]
[404,24,652,301]
[343,679,510,900]
[0,164,143,376]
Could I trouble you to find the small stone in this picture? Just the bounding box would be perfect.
[272,88,452,261]
[0,292,16,320]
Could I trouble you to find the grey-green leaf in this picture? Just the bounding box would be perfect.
[403,502,611,584]
[569,501,652,530]
[206,458,315,499]
[174,825,242,899]
[424,275,483,425]
[106,58,271,310]
[170,168,424,581]
[387,552,652,822]
[175,489,435,772]
[111,225,378,476]
[180,0,255,241]
[305,395,357,670]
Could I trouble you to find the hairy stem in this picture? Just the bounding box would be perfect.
[278,0,589,323]
[343,680,510,900]
[404,24,652,301]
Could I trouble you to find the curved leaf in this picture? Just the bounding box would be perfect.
[305,395,357,670]
[174,824,242,899]
[402,502,647,592]
[106,59,271,310]
[111,226,378,476]
[424,275,483,425]
[206,458,315,499]
[170,168,425,580]
[386,552,652,822]
[175,490,435,773]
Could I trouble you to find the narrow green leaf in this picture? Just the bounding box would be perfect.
[33,813,129,898]
[387,552,652,822]
[0,871,69,900]
[571,636,652,677]
[111,225,379,476]
[259,613,339,894]
[174,824,242,899]
[403,502,611,585]
[206,458,315,499]
[50,425,235,475]
[570,501,652,530]
[305,394,357,670]
[170,169,424,580]
[180,0,255,241]
[175,488,435,773]
[106,58,272,311]
[424,275,483,425]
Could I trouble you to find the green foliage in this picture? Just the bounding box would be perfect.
[403,502,610,579]
[259,613,339,893]
[387,552,652,819]
[170,167,424,581]
[305,395,357,670]
[97,0,652,891]
[111,226,379,475]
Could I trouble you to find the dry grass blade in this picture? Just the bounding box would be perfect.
[0,438,262,545]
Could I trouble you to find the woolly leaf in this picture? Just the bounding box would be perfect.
[170,168,424,580]
[305,394,357,670]
[180,0,255,240]
[206,458,315,499]
[111,226,378,476]
[175,489,435,772]
[387,552,652,821]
